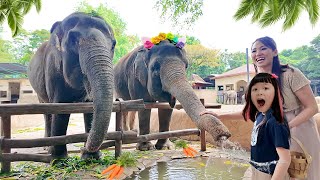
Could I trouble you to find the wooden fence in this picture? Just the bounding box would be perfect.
[0,98,221,173]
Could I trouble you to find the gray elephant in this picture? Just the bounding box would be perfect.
[27,12,116,159]
[226,90,237,105]
[114,39,231,151]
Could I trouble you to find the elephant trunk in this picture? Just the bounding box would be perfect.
[79,38,114,152]
[161,61,231,141]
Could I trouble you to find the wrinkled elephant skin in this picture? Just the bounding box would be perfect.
[114,40,231,151]
[27,12,116,160]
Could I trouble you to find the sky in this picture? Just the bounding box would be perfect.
[5,0,320,53]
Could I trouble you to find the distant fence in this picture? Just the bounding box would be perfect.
[0,98,221,173]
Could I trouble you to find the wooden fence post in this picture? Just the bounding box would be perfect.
[1,115,11,173]
[200,99,206,152]
[115,98,123,158]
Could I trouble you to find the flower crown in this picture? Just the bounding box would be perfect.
[142,32,186,50]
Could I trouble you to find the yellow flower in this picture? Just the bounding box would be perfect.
[166,32,174,40]
[151,36,161,44]
[158,33,167,41]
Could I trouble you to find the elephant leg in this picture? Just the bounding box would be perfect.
[43,114,52,151]
[122,111,130,131]
[137,109,154,151]
[81,113,101,160]
[128,111,137,132]
[155,109,174,150]
[50,114,70,159]
[83,113,93,133]
[44,114,52,137]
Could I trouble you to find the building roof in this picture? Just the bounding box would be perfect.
[0,63,27,75]
[191,74,212,85]
[214,64,255,79]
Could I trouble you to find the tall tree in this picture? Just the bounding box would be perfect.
[10,29,50,65]
[0,38,14,62]
[185,44,220,77]
[0,0,42,37]
[76,2,140,63]
[156,0,319,31]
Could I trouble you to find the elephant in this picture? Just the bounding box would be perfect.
[114,39,231,151]
[225,90,237,105]
[27,12,116,159]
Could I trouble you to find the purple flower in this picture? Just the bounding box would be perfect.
[176,41,185,49]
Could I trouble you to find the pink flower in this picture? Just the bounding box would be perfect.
[144,40,154,49]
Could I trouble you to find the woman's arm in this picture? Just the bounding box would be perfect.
[289,84,318,128]
[271,147,291,180]
[200,110,244,121]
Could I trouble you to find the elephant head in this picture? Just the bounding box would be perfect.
[28,12,116,157]
[117,40,231,142]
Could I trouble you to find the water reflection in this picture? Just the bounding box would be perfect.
[127,156,249,180]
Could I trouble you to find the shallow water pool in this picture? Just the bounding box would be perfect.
[127,156,250,180]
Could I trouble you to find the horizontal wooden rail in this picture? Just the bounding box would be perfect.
[137,129,200,142]
[144,102,221,110]
[0,101,220,115]
[1,131,137,149]
[0,128,200,163]
[0,99,145,115]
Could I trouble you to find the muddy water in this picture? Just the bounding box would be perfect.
[127,156,249,180]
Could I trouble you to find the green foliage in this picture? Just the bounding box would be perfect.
[10,28,50,65]
[76,2,140,64]
[185,44,220,77]
[0,38,14,62]
[155,0,319,31]
[186,36,201,45]
[278,34,320,80]
[0,151,116,179]
[155,0,203,28]
[219,50,247,71]
[0,0,42,37]
[234,0,319,31]
[116,151,137,167]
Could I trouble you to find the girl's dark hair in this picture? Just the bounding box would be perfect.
[251,36,292,87]
[242,73,284,124]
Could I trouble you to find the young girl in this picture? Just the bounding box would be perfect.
[243,73,291,180]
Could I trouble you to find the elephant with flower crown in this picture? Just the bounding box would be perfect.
[114,33,231,151]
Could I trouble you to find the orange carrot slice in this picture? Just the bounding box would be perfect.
[183,148,189,157]
[115,166,124,178]
[102,164,117,175]
[185,148,194,157]
[188,146,198,154]
[109,165,121,180]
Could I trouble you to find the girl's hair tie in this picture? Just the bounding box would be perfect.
[271,73,278,79]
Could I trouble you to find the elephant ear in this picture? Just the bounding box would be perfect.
[133,48,148,87]
[50,21,63,50]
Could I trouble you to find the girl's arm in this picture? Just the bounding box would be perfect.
[200,110,244,121]
[289,84,318,128]
[271,147,291,180]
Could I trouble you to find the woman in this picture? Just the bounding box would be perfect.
[202,36,320,180]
